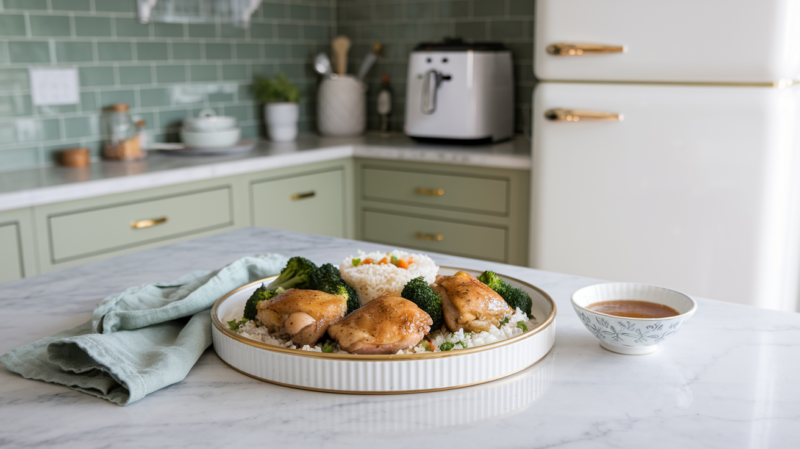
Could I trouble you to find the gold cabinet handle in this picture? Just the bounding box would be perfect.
[131,217,167,229]
[544,108,623,122]
[546,43,626,56]
[415,232,444,242]
[290,191,316,201]
[415,188,444,196]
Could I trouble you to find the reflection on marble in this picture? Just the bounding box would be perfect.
[1,228,798,448]
[0,134,531,211]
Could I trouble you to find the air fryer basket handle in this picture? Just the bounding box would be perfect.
[421,69,443,115]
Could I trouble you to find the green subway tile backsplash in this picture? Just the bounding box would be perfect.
[0,0,533,172]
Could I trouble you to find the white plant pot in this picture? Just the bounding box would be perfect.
[264,102,299,142]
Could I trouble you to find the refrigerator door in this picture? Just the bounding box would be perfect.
[531,82,800,311]
[535,0,800,83]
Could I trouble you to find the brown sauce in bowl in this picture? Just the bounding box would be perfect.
[587,300,680,319]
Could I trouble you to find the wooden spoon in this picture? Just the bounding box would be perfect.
[332,35,351,76]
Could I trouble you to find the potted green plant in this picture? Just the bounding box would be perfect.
[253,73,300,142]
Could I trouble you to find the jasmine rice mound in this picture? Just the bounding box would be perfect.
[339,250,438,305]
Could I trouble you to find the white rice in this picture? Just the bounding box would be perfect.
[233,308,537,355]
[339,250,439,305]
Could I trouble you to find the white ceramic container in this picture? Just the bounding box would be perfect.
[211,267,557,394]
[571,283,697,355]
[530,82,800,312]
[264,102,299,142]
[183,109,237,132]
[180,127,240,148]
[317,75,366,137]
[535,0,800,83]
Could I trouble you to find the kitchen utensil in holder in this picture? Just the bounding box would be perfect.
[317,75,366,137]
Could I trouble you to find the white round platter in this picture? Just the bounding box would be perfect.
[211,267,557,394]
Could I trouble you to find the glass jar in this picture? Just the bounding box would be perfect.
[102,104,145,160]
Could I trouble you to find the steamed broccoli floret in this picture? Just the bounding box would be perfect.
[310,263,360,314]
[477,271,504,291]
[243,284,282,320]
[401,277,444,330]
[266,257,317,291]
[479,270,534,319]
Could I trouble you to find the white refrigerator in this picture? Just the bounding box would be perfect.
[531,0,800,312]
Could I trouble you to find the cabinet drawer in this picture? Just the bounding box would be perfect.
[535,0,800,83]
[49,187,232,262]
[0,223,23,283]
[363,210,506,262]
[363,168,508,215]
[252,169,345,237]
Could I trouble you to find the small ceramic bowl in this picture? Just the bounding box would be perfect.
[183,109,237,132]
[180,127,241,148]
[571,283,697,355]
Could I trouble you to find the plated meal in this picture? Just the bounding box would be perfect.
[225,250,539,355]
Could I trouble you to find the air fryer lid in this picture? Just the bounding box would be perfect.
[414,37,506,52]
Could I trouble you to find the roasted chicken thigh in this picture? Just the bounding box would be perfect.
[255,289,347,346]
[327,295,432,354]
[431,271,512,333]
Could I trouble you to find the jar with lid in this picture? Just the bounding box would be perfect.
[102,103,145,160]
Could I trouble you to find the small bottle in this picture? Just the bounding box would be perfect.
[377,74,392,133]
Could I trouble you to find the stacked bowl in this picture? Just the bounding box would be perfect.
[181,109,240,148]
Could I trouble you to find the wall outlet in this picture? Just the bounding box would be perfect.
[29,68,80,106]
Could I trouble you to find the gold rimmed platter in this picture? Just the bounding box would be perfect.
[211,267,557,394]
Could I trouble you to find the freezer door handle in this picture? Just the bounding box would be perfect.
[546,43,626,56]
[544,108,624,122]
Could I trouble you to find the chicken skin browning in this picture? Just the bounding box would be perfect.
[327,295,432,354]
[431,271,512,333]
[255,289,347,346]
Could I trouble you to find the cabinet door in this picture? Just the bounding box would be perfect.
[535,0,800,83]
[0,223,23,283]
[252,169,346,237]
[532,82,800,311]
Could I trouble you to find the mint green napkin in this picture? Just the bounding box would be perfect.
[0,254,289,406]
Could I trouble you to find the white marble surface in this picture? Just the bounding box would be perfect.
[0,134,531,212]
[1,227,798,448]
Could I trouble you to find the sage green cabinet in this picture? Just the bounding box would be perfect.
[251,169,346,238]
[33,177,247,273]
[245,158,355,239]
[356,159,530,266]
[49,187,233,263]
[0,207,38,282]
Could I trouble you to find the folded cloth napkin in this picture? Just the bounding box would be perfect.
[0,253,289,406]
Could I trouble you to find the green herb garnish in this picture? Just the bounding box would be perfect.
[457,341,468,349]
[322,340,336,353]
[391,255,399,264]
[227,318,249,331]
[439,342,455,351]
[352,258,361,267]
[516,321,528,332]
[499,316,510,326]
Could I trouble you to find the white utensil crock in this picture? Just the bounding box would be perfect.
[265,102,299,142]
[317,75,366,137]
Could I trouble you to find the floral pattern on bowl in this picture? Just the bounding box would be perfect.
[571,283,697,355]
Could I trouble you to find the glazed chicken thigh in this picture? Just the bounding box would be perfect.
[327,295,432,354]
[255,289,347,346]
[431,271,512,333]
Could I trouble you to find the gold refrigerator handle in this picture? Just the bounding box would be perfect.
[131,217,168,229]
[546,43,626,56]
[544,108,624,122]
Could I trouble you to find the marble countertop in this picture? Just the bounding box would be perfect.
[1,227,797,448]
[0,134,531,212]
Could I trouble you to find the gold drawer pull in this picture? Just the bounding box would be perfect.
[415,232,444,242]
[546,43,626,56]
[415,188,444,196]
[131,217,167,229]
[544,108,623,122]
[290,191,316,201]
